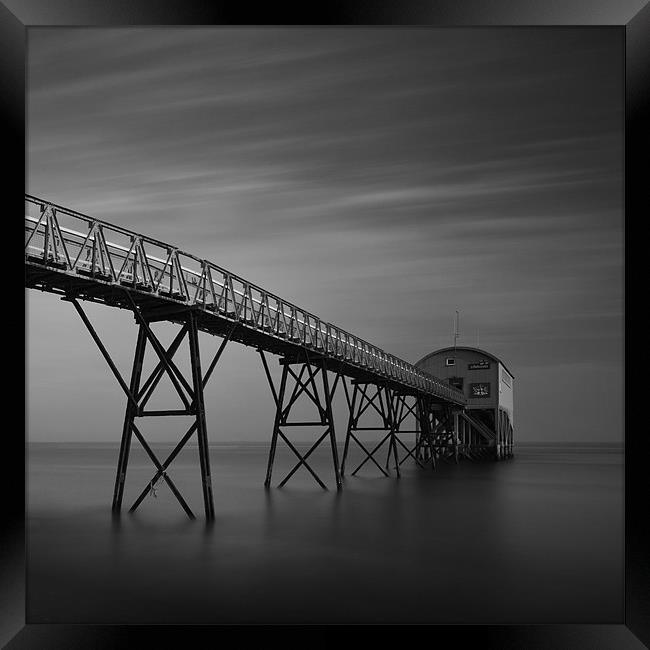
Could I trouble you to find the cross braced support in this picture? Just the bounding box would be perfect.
[385,392,427,470]
[69,295,233,520]
[340,382,399,478]
[415,400,457,470]
[426,406,458,463]
[384,388,401,477]
[259,353,342,490]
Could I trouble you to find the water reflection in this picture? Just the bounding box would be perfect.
[28,445,623,624]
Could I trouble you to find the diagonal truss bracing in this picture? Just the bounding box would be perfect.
[23,193,518,520]
[340,382,397,478]
[259,352,342,490]
[24,194,465,407]
[68,295,237,520]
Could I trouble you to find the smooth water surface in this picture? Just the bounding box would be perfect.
[27,442,623,624]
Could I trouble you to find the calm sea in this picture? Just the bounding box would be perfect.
[27,442,623,624]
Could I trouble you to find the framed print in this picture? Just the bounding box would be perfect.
[2,1,646,647]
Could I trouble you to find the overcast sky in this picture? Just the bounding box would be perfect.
[27,28,623,443]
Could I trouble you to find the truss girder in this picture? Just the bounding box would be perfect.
[25,194,465,406]
[24,195,519,521]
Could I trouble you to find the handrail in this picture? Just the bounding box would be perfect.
[24,194,466,405]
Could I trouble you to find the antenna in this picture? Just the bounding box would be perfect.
[453,310,460,352]
[476,327,480,348]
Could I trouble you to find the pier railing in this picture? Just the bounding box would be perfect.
[25,194,466,405]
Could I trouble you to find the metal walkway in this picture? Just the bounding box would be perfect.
[25,194,484,520]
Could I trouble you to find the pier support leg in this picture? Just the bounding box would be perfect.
[262,359,289,487]
[112,324,147,512]
[70,294,233,521]
[386,389,401,478]
[339,376,356,478]
[260,354,342,490]
[415,397,437,470]
[321,362,342,489]
[188,311,215,520]
[385,392,425,472]
[417,405,456,466]
[340,382,393,477]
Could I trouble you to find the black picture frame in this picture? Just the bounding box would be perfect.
[3,1,645,647]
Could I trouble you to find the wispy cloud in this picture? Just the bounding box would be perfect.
[27,28,623,442]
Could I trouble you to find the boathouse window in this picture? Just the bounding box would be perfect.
[448,376,464,390]
[470,382,490,398]
[445,357,455,366]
